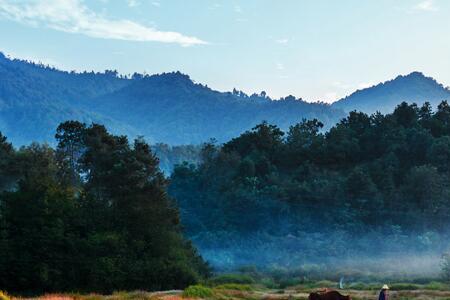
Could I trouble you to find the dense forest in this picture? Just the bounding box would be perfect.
[170,101,450,271]
[0,122,209,294]
[3,101,450,294]
[151,143,202,175]
[0,52,342,146]
[3,52,450,148]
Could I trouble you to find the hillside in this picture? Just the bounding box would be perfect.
[90,72,343,144]
[333,72,450,114]
[0,52,134,145]
[2,52,450,146]
[170,102,450,269]
[0,52,343,146]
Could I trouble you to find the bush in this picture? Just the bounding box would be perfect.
[442,253,450,281]
[260,278,278,289]
[347,282,370,290]
[303,280,338,289]
[389,283,421,290]
[183,285,214,298]
[209,274,255,285]
[278,278,301,289]
[111,291,153,299]
[214,284,253,291]
[423,281,450,290]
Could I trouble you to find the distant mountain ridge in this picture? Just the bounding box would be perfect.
[1,51,449,146]
[0,52,134,145]
[0,52,343,145]
[89,72,342,144]
[332,71,450,113]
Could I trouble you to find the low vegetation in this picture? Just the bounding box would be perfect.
[4,278,450,300]
[182,285,214,298]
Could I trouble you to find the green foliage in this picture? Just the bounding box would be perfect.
[151,143,202,175]
[389,283,422,290]
[183,285,214,298]
[423,281,450,290]
[214,284,253,291]
[0,132,16,191]
[0,123,209,294]
[441,253,450,281]
[169,102,450,269]
[209,274,255,285]
[0,53,343,147]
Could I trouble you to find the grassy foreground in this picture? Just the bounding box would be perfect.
[4,281,450,300]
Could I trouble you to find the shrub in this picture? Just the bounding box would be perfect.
[278,278,301,289]
[260,278,278,289]
[424,281,450,290]
[389,283,421,290]
[347,282,370,290]
[214,284,253,291]
[443,253,450,281]
[209,274,255,285]
[183,285,214,298]
[303,280,338,289]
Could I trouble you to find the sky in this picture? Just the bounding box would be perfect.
[0,0,449,103]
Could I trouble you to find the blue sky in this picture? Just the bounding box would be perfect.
[0,0,449,103]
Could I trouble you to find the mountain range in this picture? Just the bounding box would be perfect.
[1,51,449,146]
[333,71,450,114]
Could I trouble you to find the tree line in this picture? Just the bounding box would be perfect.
[0,121,209,294]
[3,100,450,290]
[170,101,450,268]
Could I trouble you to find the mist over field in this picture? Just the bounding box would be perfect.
[198,237,445,278]
[168,101,450,282]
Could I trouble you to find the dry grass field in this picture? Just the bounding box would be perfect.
[5,285,450,300]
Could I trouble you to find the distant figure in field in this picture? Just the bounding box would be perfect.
[309,290,351,300]
[378,285,389,300]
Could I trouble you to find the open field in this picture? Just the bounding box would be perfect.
[6,282,450,300]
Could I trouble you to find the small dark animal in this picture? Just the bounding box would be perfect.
[309,291,351,300]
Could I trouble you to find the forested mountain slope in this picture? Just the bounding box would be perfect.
[2,52,450,148]
[0,52,342,146]
[90,72,343,144]
[0,52,133,145]
[170,101,450,269]
[333,72,450,114]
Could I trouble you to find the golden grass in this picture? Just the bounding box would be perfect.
[8,287,450,300]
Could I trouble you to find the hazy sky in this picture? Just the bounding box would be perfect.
[0,0,449,103]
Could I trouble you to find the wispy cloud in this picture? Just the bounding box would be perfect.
[332,81,351,89]
[412,0,438,12]
[127,0,139,8]
[151,1,160,7]
[323,92,338,103]
[357,82,375,89]
[276,62,285,70]
[0,0,207,46]
[234,5,242,14]
[209,3,222,10]
[275,38,289,44]
[324,80,375,103]
[332,80,375,92]
[235,17,248,22]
